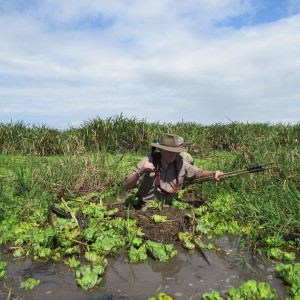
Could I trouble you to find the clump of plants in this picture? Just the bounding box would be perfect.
[202,263,300,299]
[0,261,7,279]
[148,293,173,300]
[20,278,40,290]
[202,280,278,299]
[0,195,178,290]
[276,263,300,298]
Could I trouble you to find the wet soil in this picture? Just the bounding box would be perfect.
[112,202,195,244]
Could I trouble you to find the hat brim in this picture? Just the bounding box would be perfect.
[151,142,187,153]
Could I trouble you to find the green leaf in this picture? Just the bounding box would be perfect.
[283,251,296,261]
[20,278,40,290]
[145,241,177,262]
[276,263,300,286]
[0,261,7,279]
[152,214,167,223]
[85,251,99,262]
[129,245,148,263]
[66,256,81,269]
[202,290,223,300]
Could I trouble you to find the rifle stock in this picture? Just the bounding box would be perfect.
[184,162,276,187]
[144,138,158,174]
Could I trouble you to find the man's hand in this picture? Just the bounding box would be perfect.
[214,170,223,181]
[142,161,155,172]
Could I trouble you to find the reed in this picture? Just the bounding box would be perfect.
[0,115,299,252]
[1,116,299,156]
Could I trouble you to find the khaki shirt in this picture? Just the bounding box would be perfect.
[179,152,194,164]
[127,156,203,204]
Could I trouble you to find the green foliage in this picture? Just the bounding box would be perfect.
[75,262,106,290]
[20,278,40,290]
[0,121,64,155]
[202,280,280,300]
[124,194,140,206]
[65,256,81,269]
[129,245,148,263]
[172,200,192,209]
[129,240,178,263]
[267,248,296,261]
[152,214,167,223]
[148,293,173,300]
[1,116,300,158]
[193,236,215,250]
[202,291,223,300]
[145,240,177,262]
[226,280,278,299]
[194,194,241,239]
[146,200,169,210]
[178,231,195,250]
[276,263,300,296]
[0,117,299,294]
[0,261,7,279]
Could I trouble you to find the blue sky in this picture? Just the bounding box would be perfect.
[0,0,300,129]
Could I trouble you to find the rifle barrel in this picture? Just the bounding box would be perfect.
[185,162,276,185]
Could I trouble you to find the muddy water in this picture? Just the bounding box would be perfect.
[0,235,293,300]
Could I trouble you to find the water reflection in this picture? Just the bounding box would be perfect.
[0,238,295,300]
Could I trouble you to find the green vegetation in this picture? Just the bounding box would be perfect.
[0,261,7,279]
[0,115,299,297]
[202,264,300,299]
[148,293,173,300]
[20,278,40,290]
[202,280,278,299]
[276,263,300,298]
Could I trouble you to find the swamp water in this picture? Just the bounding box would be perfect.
[0,235,293,300]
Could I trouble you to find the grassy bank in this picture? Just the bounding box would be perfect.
[0,115,299,251]
[0,116,299,295]
[0,151,299,253]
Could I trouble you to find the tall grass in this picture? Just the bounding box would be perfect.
[0,152,138,223]
[0,121,64,155]
[0,115,299,251]
[1,115,299,186]
[1,116,299,155]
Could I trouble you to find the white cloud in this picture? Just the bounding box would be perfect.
[0,1,299,128]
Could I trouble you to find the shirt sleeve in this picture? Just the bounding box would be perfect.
[125,157,149,184]
[183,160,204,179]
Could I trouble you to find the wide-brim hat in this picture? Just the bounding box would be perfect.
[151,133,187,153]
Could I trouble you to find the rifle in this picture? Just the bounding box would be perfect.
[148,138,158,162]
[144,138,158,174]
[184,162,276,187]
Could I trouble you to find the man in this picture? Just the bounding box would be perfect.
[125,133,223,205]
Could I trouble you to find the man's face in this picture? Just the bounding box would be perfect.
[160,149,178,164]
